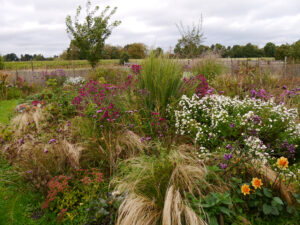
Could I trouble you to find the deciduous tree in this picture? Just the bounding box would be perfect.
[66,0,121,68]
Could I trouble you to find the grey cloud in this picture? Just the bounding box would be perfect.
[0,0,300,56]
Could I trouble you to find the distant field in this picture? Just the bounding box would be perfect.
[2,59,144,71]
[1,58,275,71]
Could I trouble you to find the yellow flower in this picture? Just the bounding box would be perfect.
[241,184,250,195]
[251,178,263,189]
[277,157,288,170]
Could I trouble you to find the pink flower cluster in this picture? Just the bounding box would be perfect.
[182,74,212,97]
[131,64,142,74]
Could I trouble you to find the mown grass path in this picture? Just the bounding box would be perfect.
[0,100,19,125]
[0,99,55,224]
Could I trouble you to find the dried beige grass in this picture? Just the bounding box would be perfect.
[11,107,45,136]
[162,186,207,225]
[114,145,224,225]
[61,139,83,169]
[115,130,146,157]
[116,194,161,225]
[98,130,147,175]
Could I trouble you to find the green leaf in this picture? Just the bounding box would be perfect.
[232,196,244,203]
[219,206,232,216]
[205,195,218,207]
[262,204,272,215]
[263,188,272,198]
[293,193,300,204]
[271,207,279,216]
[209,215,219,225]
[272,197,284,205]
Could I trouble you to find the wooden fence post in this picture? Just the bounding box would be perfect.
[231,58,233,76]
[284,56,287,77]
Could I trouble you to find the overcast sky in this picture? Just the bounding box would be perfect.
[1,0,300,57]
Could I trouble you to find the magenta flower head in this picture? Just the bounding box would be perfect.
[220,163,228,169]
[226,144,233,150]
[223,154,233,160]
[44,148,49,153]
[229,123,235,128]
[28,170,32,174]
[49,139,57,144]
[19,138,24,145]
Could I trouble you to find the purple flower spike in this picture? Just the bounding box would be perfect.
[220,163,228,169]
[229,123,235,128]
[49,139,57,144]
[28,170,32,174]
[223,154,233,160]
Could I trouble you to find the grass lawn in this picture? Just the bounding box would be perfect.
[0,100,56,224]
[0,100,19,125]
[0,157,56,225]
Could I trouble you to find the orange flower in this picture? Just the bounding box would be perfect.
[251,178,263,189]
[277,157,288,170]
[241,184,250,195]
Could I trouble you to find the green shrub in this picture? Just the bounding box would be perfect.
[138,52,183,112]
[41,169,120,224]
[192,55,225,81]
[88,66,128,84]
[119,52,129,65]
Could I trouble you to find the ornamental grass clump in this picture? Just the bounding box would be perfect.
[191,53,225,81]
[138,52,183,112]
[113,145,225,225]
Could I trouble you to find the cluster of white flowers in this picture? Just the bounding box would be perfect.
[244,136,269,164]
[64,76,85,85]
[171,94,299,161]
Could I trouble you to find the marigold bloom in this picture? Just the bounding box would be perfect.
[241,184,250,195]
[277,157,288,170]
[251,178,263,189]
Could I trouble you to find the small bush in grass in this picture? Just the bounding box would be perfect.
[138,52,183,112]
[119,52,129,65]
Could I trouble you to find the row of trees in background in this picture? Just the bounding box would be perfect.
[2,39,300,63]
[61,40,300,62]
[0,53,57,62]
[174,40,300,61]
[60,42,150,61]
